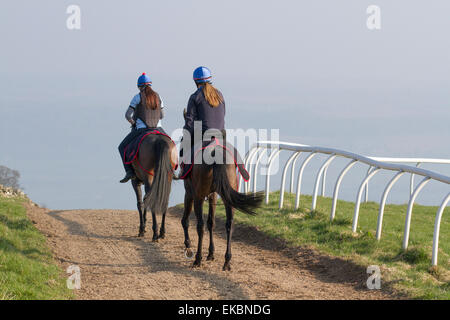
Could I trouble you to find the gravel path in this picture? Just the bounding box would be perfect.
[26,203,397,300]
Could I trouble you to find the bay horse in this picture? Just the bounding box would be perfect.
[181,136,263,271]
[130,133,178,240]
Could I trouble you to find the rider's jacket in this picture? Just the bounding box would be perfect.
[183,87,225,135]
[131,92,163,129]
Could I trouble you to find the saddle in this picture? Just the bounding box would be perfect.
[123,129,173,165]
[179,137,249,181]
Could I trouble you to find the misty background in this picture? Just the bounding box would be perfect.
[0,0,449,210]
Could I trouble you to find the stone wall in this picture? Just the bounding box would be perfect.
[0,184,26,198]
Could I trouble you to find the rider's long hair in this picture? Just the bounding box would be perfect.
[202,82,223,107]
[140,85,160,110]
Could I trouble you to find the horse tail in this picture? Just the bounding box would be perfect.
[212,154,263,215]
[144,137,173,214]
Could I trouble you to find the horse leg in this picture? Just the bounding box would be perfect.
[207,193,217,261]
[159,210,166,239]
[193,198,205,267]
[143,207,148,229]
[150,210,159,241]
[145,182,159,242]
[181,193,193,254]
[143,182,151,235]
[132,180,145,237]
[223,204,234,271]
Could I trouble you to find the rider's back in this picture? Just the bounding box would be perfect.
[185,87,225,134]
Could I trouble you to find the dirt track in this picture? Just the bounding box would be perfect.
[26,203,398,300]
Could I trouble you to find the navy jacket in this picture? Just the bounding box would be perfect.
[183,87,225,135]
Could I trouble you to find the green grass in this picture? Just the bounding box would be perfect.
[0,195,73,300]
[202,191,450,299]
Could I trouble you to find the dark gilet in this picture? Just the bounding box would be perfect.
[133,92,162,128]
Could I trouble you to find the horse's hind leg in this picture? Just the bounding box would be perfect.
[132,180,146,237]
[193,198,205,267]
[223,204,234,271]
[207,193,217,261]
[181,192,193,255]
[150,210,159,242]
[159,210,166,239]
[145,182,159,242]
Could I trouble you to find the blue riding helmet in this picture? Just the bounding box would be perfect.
[193,66,212,83]
[137,73,152,87]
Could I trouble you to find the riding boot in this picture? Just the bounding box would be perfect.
[120,163,136,183]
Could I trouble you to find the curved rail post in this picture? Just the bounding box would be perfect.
[376,171,405,240]
[253,148,273,193]
[249,147,264,192]
[330,159,358,221]
[243,146,257,172]
[321,162,331,197]
[432,192,450,266]
[242,147,257,193]
[279,152,302,209]
[264,149,282,204]
[243,146,259,174]
[261,149,281,194]
[244,147,262,193]
[295,152,317,209]
[364,166,373,203]
[240,147,256,193]
[352,167,381,232]
[312,154,337,211]
[290,152,303,193]
[403,176,431,250]
[410,162,422,196]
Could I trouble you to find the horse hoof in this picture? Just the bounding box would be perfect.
[206,254,215,261]
[138,232,145,237]
[184,248,194,259]
[222,263,231,271]
[158,234,165,240]
[152,237,159,242]
[192,260,202,268]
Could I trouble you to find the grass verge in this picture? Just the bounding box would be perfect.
[0,195,73,300]
[203,191,449,299]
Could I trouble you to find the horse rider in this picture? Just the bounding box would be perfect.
[180,66,226,163]
[118,73,165,183]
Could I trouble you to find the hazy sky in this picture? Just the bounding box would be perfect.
[0,1,449,210]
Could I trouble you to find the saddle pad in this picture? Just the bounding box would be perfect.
[123,129,174,165]
[179,138,249,181]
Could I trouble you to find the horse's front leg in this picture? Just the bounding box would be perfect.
[132,180,145,237]
[143,207,148,229]
[207,193,217,261]
[193,198,205,267]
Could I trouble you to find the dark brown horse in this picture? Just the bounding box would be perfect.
[181,141,263,271]
[131,134,178,240]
